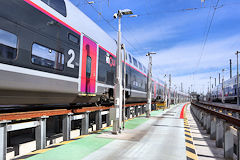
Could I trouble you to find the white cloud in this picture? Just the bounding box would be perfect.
[136,34,240,93]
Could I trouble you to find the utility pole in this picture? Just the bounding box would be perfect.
[210,76,212,101]
[175,85,177,104]
[215,78,216,87]
[168,74,171,108]
[236,51,240,106]
[230,59,232,79]
[146,52,156,118]
[219,73,221,84]
[112,9,133,134]
[208,85,209,94]
[164,74,167,107]
[222,69,225,104]
[122,44,126,130]
[113,12,122,134]
[161,78,164,102]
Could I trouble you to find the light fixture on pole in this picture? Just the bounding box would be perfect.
[88,1,95,4]
[146,52,156,118]
[236,51,240,106]
[111,9,133,134]
[129,15,138,17]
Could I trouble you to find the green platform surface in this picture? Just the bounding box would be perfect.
[27,109,164,160]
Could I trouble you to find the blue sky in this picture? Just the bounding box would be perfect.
[70,0,240,94]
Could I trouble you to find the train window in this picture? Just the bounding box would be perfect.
[86,56,92,78]
[41,0,67,17]
[107,71,114,85]
[133,57,138,67]
[128,54,132,63]
[143,66,147,73]
[99,48,106,63]
[68,33,79,44]
[0,29,17,60]
[32,43,64,70]
[138,62,143,70]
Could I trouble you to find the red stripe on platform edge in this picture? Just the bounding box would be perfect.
[180,103,188,119]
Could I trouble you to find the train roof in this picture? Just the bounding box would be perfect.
[30,0,150,78]
[65,0,149,75]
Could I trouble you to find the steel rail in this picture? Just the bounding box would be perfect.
[197,101,240,113]
[192,102,240,127]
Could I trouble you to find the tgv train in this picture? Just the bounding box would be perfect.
[0,0,188,105]
[211,75,238,103]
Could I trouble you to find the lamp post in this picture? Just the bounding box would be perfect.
[168,74,171,108]
[210,76,212,101]
[164,74,167,100]
[112,9,133,134]
[174,85,177,104]
[122,44,126,130]
[236,51,240,106]
[222,69,225,104]
[163,74,167,108]
[146,52,156,118]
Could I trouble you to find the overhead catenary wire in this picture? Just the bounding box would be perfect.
[80,0,222,55]
[193,0,221,92]
[130,4,224,17]
[83,0,140,54]
[195,0,221,71]
[192,0,214,91]
[80,0,229,56]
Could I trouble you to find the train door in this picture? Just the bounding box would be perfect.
[80,36,97,94]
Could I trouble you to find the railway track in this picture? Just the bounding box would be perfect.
[192,101,240,127]
[191,101,240,159]
[199,101,240,110]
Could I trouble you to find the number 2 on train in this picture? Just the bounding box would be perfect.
[67,49,75,68]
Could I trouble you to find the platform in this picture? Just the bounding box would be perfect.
[14,104,203,160]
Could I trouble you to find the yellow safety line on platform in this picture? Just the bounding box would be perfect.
[58,140,75,145]
[185,142,195,149]
[28,148,52,154]
[184,104,198,160]
[186,150,198,159]
[185,131,191,136]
